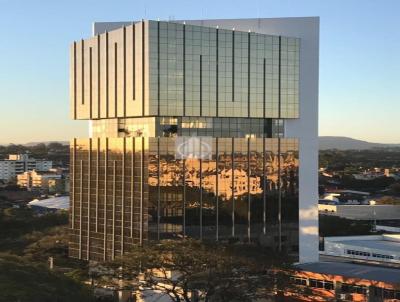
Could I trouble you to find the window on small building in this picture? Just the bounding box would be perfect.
[324,281,334,290]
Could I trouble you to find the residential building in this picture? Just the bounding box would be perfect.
[0,154,52,181]
[17,169,67,193]
[69,17,319,262]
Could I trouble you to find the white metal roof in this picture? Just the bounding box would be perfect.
[28,196,69,210]
[342,239,400,254]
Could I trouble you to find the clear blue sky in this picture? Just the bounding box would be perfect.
[0,0,399,144]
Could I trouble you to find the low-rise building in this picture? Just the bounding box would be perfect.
[322,234,400,265]
[0,154,52,181]
[17,169,68,193]
[319,204,400,220]
[28,195,69,210]
[287,261,400,301]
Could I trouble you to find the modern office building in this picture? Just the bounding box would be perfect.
[69,18,319,263]
[0,154,52,181]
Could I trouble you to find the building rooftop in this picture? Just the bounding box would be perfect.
[341,239,400,254]
[28,196,69,210]
[92,17,319,36]
[325,234,400,254]
[33,170,60,175]
[8,154,30,161]
[326,189,370,196]
[296,261,400,284]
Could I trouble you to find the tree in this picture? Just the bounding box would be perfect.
[95,239,290,302]
[375,195,400,205]
[319,215,373,238]
[29,143,47,156]
[47,142,65,150]
[0,144,27,157]
[0,253,94,302]
[0,206,94,301]
[0,208,68,244]
[23,226,69,263]
[389,182,400,196]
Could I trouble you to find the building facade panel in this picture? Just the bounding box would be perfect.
[71,23,147,120]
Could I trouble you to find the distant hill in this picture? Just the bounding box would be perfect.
[2,138,400,150]
[0,141,69,147]
[23,141,69,146]
[319,136,400,150]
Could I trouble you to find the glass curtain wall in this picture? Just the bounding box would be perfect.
[71,137,299,260]
[70,138,148,261]
[148,21,299,119]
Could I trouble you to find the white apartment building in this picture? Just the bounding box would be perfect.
[0,154,52,181]
[17,170,62,192]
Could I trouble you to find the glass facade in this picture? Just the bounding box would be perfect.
[91,116,285,139]
[148,21,299,118]
[69,138,149,260]
[71,21,299,120]
[70,20,301,262]
[70,137,298,260]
